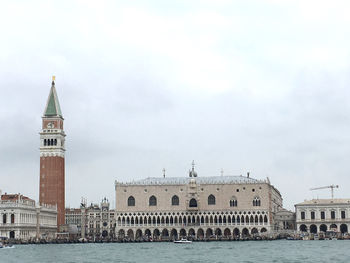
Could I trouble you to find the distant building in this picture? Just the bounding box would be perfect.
[274,208,296,231]
[295,199,350,234]
[114,164,283,240]
[87,198,115,239]
[39,77,66,229]
[65,198,115,239]
[0,193,57,240]
[65,208,83,227]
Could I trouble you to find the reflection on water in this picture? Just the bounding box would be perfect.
[1,240,349,263]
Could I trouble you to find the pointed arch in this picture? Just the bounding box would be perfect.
[264,215,268,223]
[253,196,261,206]
[127,196,135,206]
[149,195,157,206]
[171,195,179,206]
[208,194,216,205]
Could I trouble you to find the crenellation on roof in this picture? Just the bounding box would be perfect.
[116,175,267,186]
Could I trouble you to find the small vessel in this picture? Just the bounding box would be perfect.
[0,242,14,249]
[174,238,192,244]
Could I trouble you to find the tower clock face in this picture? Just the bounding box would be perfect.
[47,122,54,128]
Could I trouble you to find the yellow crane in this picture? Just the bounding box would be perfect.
[310,185,339,199]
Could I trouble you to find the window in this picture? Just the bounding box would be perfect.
[127,196,135,206]
[301,211,305,220]
[253,197,261,207]
[331,211,336,219]
[3,214,6,224]
[171,195,179,206]
[311,211,315,220]
[208,194,216,205]
[149,195,157,206]
[321,211,325,220]
[10,214,15,224]
[189,198,197,207]
[230,197,238,207]
[341,210,346,219]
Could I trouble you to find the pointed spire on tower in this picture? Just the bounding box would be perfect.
[44,76,62,117]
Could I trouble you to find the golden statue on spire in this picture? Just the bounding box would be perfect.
[52,75,56,81]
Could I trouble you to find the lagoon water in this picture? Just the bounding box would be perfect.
[1,240,349,263]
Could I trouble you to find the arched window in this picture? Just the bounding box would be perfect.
[48,139,51,146]
[10,214,15,224]
[3,214,7,224]
[253,196,261,206]
[189,198,197,207]
[171,195,179,206]
[230,196,238,207]
[128,196,135,206]
[149,195,157,206]
[44,139,47,146]
[54,139,57,146]
[208,194,216,205]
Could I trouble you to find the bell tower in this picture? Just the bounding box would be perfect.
[39,76,66,229]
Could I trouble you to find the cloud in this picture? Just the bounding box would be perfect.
[1,1,350,210]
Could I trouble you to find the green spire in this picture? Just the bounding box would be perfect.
[44,80,62,117]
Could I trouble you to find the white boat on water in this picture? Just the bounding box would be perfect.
[174,238,192,244]
[0,243,14,249]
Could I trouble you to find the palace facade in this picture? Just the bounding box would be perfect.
[114,167,283,240]
[295,199,350,234]
[0,193,57,240]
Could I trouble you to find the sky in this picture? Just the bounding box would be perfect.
[1,0,350,210]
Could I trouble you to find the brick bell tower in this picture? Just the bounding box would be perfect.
[39,76,66,229]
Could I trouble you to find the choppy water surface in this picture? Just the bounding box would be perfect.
[1,240,349,263]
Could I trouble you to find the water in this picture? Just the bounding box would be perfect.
[0,240,349,263]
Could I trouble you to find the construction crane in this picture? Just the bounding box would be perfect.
[310,185,339,199]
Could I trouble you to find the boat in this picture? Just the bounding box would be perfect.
[0,243,14,249]
[174,238,192,244]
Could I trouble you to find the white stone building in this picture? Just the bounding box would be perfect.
[114,166,283,240]
[295,199,350,234]
[0,193,57,240]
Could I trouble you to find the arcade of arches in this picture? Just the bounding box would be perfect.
[299,223,349,234]
[118,226,268,240]
[116,210,269,240]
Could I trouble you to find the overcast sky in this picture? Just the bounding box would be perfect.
[1,1,350,210]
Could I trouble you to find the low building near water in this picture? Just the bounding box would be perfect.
[0,193,57,240]
[295,199,350,234]
[114,165,284,240]
[273,208,296,231]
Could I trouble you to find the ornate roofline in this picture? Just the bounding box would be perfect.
[115,175,268,186]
